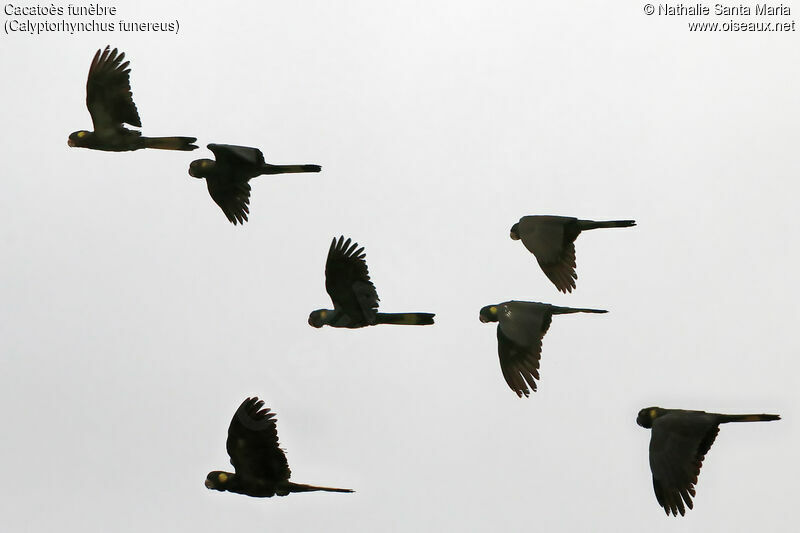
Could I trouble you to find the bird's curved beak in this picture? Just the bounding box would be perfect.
[479,315,489,323]
[67,138,75,147]
[204,479,215,489]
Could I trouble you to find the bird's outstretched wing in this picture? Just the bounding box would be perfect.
[206,178,251,225]
[227,397,291,483]
[325,236,380,324]
[648,413,720,516]
[86,46,141,131]
[538,243,577,293]
[518,216,578,293]
[208,144,266,168]
[496,302,552,397]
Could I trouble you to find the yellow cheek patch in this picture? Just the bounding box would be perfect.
[650,409,657,419]
[320,310,327,318]
[77,131,87,138]
[218,473,228,483]
[201,160,211,168]
[489,306,497,314]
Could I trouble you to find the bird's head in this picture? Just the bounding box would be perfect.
[479,304,499,323]
[509,223,520,240]
[308,309,331,328]
[189,159,215,178]
[205,471,232,491]
[636,407,664,428]
[68,130,92,148]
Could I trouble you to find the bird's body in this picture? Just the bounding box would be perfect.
[205,397,353,498]
[637,406,780,516]
[479,300,606,397]
[308,236,435,328]
[189,143,321,224]
[510,215,635,293]
[68,46,197,152]
[70,129,196,152]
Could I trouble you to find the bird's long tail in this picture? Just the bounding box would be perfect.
[376,312,435,325]
[551,306,608,315]
[286,482,354,494]
[261,164,322,174]
[719,413,781,423]
[143,136,198,151]
[579,219,636,230]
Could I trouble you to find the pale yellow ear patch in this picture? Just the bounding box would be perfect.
[650,409,658,419]
[489,306,497,314]
[218,473,228,483]
[201,160,211,168]
[77,131,87,138]
[320,310,328,318]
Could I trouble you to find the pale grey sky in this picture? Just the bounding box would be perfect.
[1,1,797,531]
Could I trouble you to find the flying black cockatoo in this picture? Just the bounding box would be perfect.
[205,397,354,498]
[68,46,197,152]
[189,143,321,224]
[308,236,435,328]
[479,300,606,397]
[636,406,780,516]
[510,215,636,293]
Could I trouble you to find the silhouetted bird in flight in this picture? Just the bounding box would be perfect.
[308,236,435,328]
[479,300,606,397]
[68,46,197,152]
[189,143,321,224]
[636,406,780,516]
[205,397,354,498]
[510,215,635,293]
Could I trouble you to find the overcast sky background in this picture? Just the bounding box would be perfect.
[1,1,797,531]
